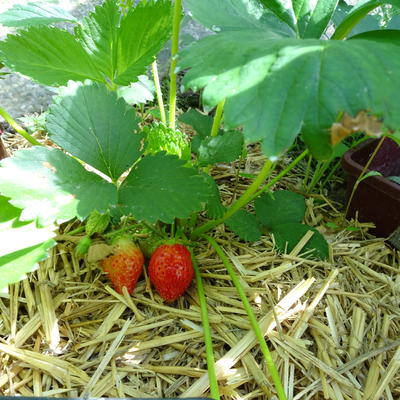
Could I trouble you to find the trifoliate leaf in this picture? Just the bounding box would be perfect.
[0,147,118,225]
[46,82,142,181]
[225,209,262,242]
[255,191,306,230]
[0,196,56,291]
[119,153,211,223]
[85,210,110,236]
[179,30,400,159]
[197,130,244,166]
[0,1,77,27]
[271,222,329,260]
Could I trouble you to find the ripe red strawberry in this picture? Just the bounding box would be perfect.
[101,237,144,294]
[149,243,194,302]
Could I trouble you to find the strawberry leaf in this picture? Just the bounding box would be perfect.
[185,0,294,36]
[0,147,118,225]
[196,130,244,166]
[0,26,102,86]
[0,196,56,290]
[119,153,211,223]
[225,209,262,242]
[46,82,142,181]
[114,0,172,85]
[180,30,400,159]
[271,222,329,260]
[0,1,77,27]
[74,0,120,80]
[202,174,226,219]
[255,191,306,230]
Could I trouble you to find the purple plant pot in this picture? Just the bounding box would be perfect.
[341,137,400,237]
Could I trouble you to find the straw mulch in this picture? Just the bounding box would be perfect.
[0,128,399,399]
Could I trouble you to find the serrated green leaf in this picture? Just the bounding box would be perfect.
[225,209,262,242]
[180,31,400,159]
[0,147,118,225]
[0,26,102,86]
[255,190,306,230]
[0,1,77,27]
[185,0,294,36]
[271,222,329,259]
[117,75,155,105]
[202,174,226,219]
[46,82,142,181]
[197,130,244,166]
[74,0,120,79]
[0,196,56,290]
[114,0,172,85]
[119,153,211,223]
[85,210,110,236]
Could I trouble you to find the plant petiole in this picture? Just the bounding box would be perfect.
[203,235,287,400]
[210,99,225,137]
[190,250,220,400]
[152,60,167,125]
[0,107,42,146]
[192,158,274,239]
[168,0,183,130]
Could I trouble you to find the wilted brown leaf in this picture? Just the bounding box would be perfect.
[330,111,383,145]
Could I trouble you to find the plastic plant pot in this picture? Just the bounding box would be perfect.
[342,137,400,237]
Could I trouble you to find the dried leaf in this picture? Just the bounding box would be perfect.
[330,111,383,145]
[87,243,113,263]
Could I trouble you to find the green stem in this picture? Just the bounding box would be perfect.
[210,100,226,137]
[168,0,183,130]
[345,136,385,217]
[250,149,309,202]
[191,251,220,400]
[0,107,41,146]
[302,154,313,191]
[152,60,167,125]
[191,159,274,239]
[203,235,287,400]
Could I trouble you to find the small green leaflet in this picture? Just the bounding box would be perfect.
[388,176,400,184]
[255,190,306,230]
[0,1,77,27]
[0,196,56,290]
[46,82,142,181]
[225,209,262,242]
[119,153,211,223]
[272,222,329,260]
[197,131,244,166]
[359,170,382,182]
[85,210,110,236]
[0,147,118,225]
[180,30,400,159]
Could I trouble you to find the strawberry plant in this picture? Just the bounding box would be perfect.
[1,0,400,399]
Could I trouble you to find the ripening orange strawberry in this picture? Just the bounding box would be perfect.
[101,236,144,294]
